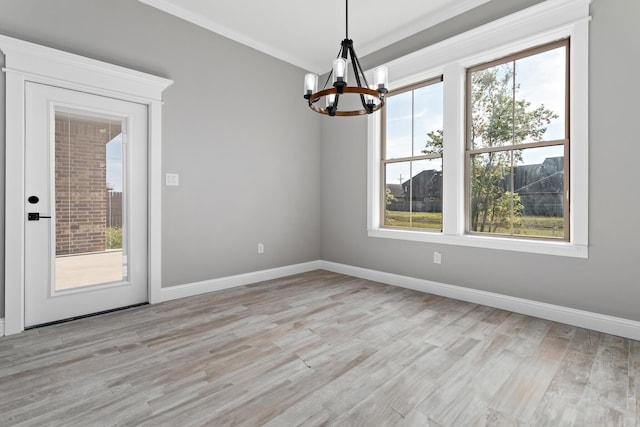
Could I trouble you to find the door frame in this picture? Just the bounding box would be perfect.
[1,34,173,335]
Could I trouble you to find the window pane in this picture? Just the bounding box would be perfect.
[469,146,564,238]
[409,158,443,230]
[469,151,514,234]
[515,145,565,237]
[515,46,566,143]
[470,44,566,149]
[413,81,444,157]
[384,159,442,230]
[385,91,413,159]
[470,63,514,149]
[384,161,411,227]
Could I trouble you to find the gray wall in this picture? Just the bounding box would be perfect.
[2,0,639,323]
[320,0,640,321]
[0,0,322,317]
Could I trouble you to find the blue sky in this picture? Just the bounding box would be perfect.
[106,133,123,192]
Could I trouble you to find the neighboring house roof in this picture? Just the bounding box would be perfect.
[385,183,404,198]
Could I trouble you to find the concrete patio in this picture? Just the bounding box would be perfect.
[55,250,124,290]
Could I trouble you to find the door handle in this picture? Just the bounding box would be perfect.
[28,212,52,221]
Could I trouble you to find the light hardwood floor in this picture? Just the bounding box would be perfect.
[1,270,638,426]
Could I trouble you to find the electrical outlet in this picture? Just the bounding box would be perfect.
[433,251,442,264]
[165,173,179,186]
[258,243,264,254]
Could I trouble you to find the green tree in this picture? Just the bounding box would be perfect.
[385,187,396,206]
[422,129,443,156]
[424,64,557,233]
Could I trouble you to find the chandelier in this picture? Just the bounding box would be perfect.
[303,0,388,117]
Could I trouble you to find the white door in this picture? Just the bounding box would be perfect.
[24,82,149,327]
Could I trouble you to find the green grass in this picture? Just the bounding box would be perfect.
[384,211,442,230]
[508,216,564,238]
[384,210,564,238]
[106,227,122,249]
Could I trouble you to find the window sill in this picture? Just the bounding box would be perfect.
[367,228,588,258]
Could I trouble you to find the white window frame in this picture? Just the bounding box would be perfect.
[367,0,590,258]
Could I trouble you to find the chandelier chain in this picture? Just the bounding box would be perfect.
[346,0,349,40]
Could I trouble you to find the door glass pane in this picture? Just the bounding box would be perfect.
[54,110,127,291]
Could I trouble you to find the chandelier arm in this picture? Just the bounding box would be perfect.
[333,93,341,112]
[346,46,370,113]
[337,43,347,59]
[350,45,370,88]
[346,45,373,113]
[360,94,372,113]
[321,70,333,90]
[348,45,363,88]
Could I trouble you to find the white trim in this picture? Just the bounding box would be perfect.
[367,0,590,258]
[383,0,590,85]
[160,261,323,302]
[4,70,26,336]
[1,34,173,335]
[367,229,589,258]
[442,62,466,237]
[356,0,491,60]
[0,35,171,101]
[147,102,164,304]
[9,257,638,340]
[155,259,640,341]
[138,0,320,73]
[319,261,640,341]
[0,318,5,336]
[138,0,490,74]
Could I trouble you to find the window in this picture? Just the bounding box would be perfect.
[466,40,569,240]
[382,77,443,231]
[367,0,589,258]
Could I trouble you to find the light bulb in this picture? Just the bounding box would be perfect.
[326,93,336,108]
[333,58,348,85]
[303,73,318,98]
[374,66,388,91]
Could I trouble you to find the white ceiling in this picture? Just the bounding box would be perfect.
[138,0,490,74]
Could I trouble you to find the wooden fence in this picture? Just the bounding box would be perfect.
[107,191,122,228]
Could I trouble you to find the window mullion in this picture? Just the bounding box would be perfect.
[510,60,517,235]
[442,63,465,236]
[409,90,415,228]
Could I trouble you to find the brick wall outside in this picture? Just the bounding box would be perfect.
[55,113,121,256]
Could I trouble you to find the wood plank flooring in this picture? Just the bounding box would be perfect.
[1,270,638,426]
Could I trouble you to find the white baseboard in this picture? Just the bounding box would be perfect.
[160,261,323,302]
[156,259,640,341]
[0,318,5,337]
[319,261,640,341]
